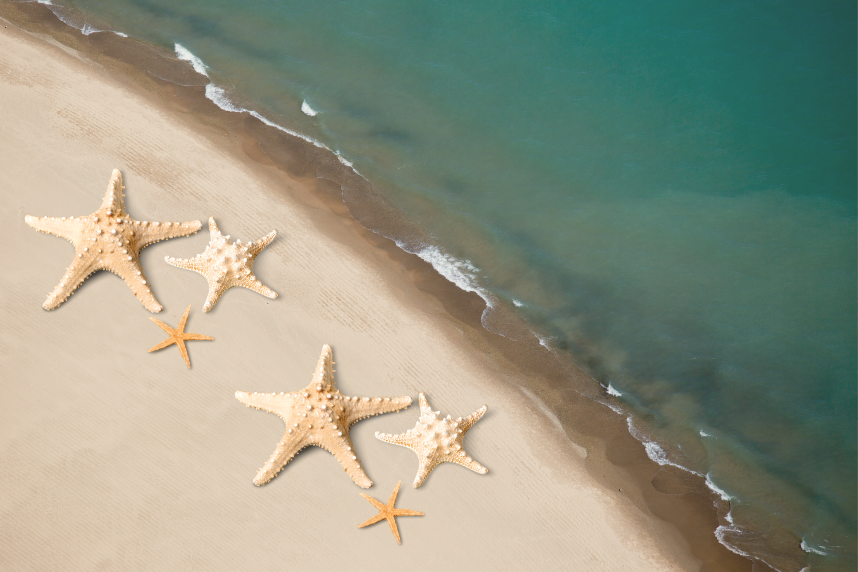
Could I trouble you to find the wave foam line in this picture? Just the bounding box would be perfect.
[532,331,553,350]
[403,243,496,323]
[172,47,507,339]
[626,417,701,473]
[36,1,127,38]
[173,44,358,174]
[706,475,793,571]
[624,415,788,570]
[800,539,830,556]
[301,100,318,116]
[174,43,209,77]
[705,473,734,524]
[714,524,790,572]
[172,46,504,337]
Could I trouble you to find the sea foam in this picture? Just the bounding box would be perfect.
[301,100,318,116]
[173,44,502,339]
[36,1,129,39]
[174,43,209,77]
[532,331,553,350]
[408,243,496,323]
[705,473,734,523]
[173,44,356,168]
[800,539,830,556]
[626,417,701,474]
[172,44,504,338]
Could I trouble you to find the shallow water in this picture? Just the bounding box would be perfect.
[44,0,857,568]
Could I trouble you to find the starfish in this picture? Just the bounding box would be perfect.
[165,217,277,312]
[235,345,412,488]
[24,169,201,312]
[358,480,424,544]
[376,392,488,488]
[147,305,214,368]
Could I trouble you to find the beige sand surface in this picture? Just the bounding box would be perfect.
[0,24,698,571]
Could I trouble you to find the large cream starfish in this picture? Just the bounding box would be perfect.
[165,217,277,312]
[25,169,201,312]
[148,305,214,368]
[358,480,424,544]
[376,392,488,488]
[235,345,412,488]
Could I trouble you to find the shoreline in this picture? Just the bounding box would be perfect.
[0,1,773,569]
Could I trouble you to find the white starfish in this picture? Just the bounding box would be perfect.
[376,392,488,488]
[165,217,277,312]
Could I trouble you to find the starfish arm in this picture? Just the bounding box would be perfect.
[208,217,221,236]
[41,254,101,310]
[237,275,278,299]
[360,493,386,512]
[147,337,177,353]
[112,258,163,312]
[177,305,191,332]
[418,392,434,416]
[330,436,373,488]
[387,480,402,506]
[357,512,386,529]
[345,395,412,427]
[202,283,228,313]
[386,514,402,544]
[164,255,206,274]
[234,391,296,417]
[137,220,202,248]
[460,404,488,433]
[391,509,424,517]
[149,317,176,335]
[412,456,438,489]
[25,215,82,244]
[176,339,191,368]
[99,169,126,212]
[247,229,276,258]
[313,345,335,385]
[183,333,215,341]
[450,450,489,475]
[251,431,309,486]
[375,431,419,449]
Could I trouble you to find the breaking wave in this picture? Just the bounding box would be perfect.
[301,100,318,116]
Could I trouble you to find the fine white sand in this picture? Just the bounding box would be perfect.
[0,23,696,571]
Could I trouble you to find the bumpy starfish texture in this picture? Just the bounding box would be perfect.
[358,480,424,544]
[235,345,412,488]
[148,305,214,368]
[376,392,488,488]
[165,217,277,312]
[24,169,202,312]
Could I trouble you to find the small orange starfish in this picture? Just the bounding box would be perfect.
[148,305,213,368]
[358,481,424,544]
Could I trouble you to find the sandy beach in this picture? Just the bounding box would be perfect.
[0,4,755,570]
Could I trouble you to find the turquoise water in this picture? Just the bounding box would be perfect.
[45,0,856,568]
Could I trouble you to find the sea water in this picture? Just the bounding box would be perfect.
[40,0,857,569]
